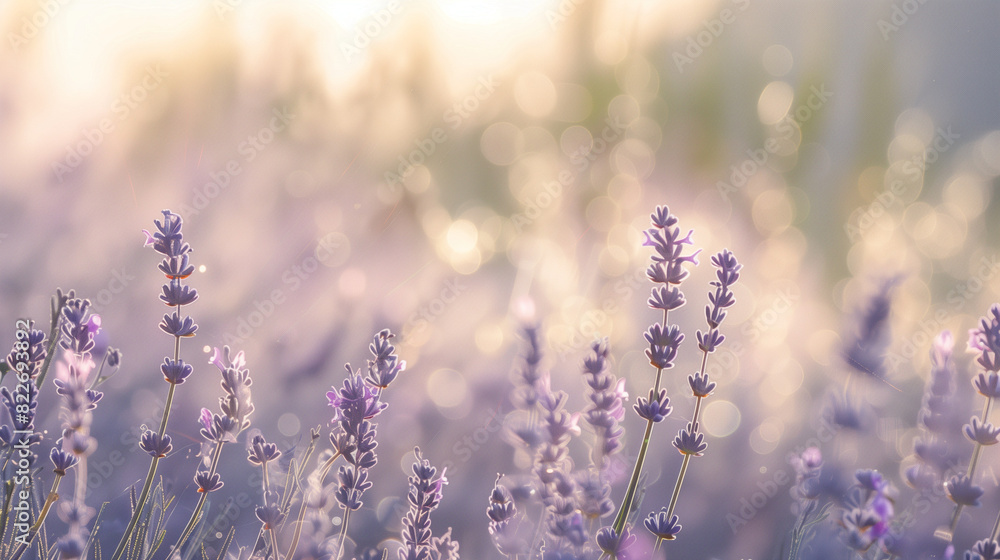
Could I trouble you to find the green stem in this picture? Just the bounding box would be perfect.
[991,506,1000,540]
[111,318,182,560]
[173,440,226,554]
[611,309,669,535]
[665,455,692,521]
[335,508,351,560]
[10,474,62,560]
[612,414,655,534]
[949,395,993,535]
[285,452,340,560]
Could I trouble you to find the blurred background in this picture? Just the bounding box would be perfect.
[1,0,999,557]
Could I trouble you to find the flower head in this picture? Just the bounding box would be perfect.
[673,422,708,456]
[139,430,173,458]
[194,470,224,493]
[644,508,682,540]
[596,526,636,557]
[161,358,193,384]
[946,474,983,507]
[247,434,281,465]
[965,417,1000,446]
[634,389,671,423]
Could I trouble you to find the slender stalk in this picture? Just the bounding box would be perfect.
[173,440,226,553]
[665,455,692,521]
[611,408,657,534]
[948,396,993,534]
[285,452,340,560]
[991,506,1000,540]
[611,309,668,535]
[335,508,351,560]
[111,315,182,560]
[10,474,63,560]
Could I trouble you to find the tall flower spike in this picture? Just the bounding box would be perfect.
[610,205,703,542]
[842,278,898,380]
[113,210,199,560]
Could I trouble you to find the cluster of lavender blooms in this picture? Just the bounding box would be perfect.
[841,470,896,553]
[488,205,741,559]
[783,288,1000,559]
[0,210,468,560]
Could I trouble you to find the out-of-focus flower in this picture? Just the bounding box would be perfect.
[945,474,983,507]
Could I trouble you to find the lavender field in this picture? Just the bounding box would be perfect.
[1,1,1000,559]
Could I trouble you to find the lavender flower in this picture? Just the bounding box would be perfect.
[634,389,671,423]
[842,278,898,381]
[487,475,525,557]
[581,339,627,469]
[399,448,452,560]
[644,509,682,541]
[908,332,958,490]
[160,358,193,384]
[115,211,201,560]
[138,431,173,458]
[367,329,406,388]
[248,433,281,465]
[840,469,895,552]
[651,247,740,553]
[964,417,1000,445]
[59,298,98,356]
[5,325,47,376]
[596,526,635,557]
[672,423,707,456]
[50,440,79,475]
[946,474,983,507]
[966,539,1000,560]
[194,470,224,493]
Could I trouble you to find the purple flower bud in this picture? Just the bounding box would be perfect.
[159,311,197,337]
[673,423,707,456]
[634,388,671,422]
[161,358,193,384]
[50,440,79,475]
[688,372,716,397]
[139,430,173,458]
[596,526,635,556]
[964,417,1000,446]
[247,434,281,465]
[945,474,983,507]
[255,503,285,529]
[194,470,223,493]
[644,508,682,540]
